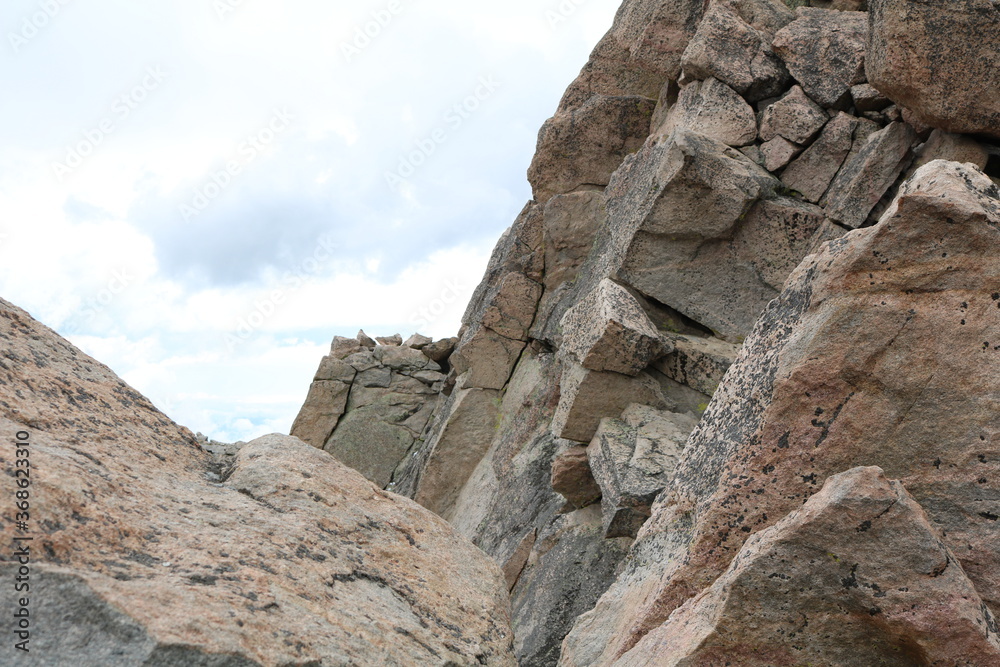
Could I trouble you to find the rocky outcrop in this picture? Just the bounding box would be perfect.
[0,299,515,666]
[291,330,452,488]
[866,0,1000,139]
[561,159,1000,665]
[284,1,1000,664]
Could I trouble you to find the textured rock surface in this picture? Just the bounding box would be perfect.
[759,85,829,145]
[618,467,1000,666]
[0,299,515,666]
[655,77,757,146]
[292,335,447,488]
[527,95,656,204]
[561,160,1000,665]
[772,7,868,108]
[559,279,666,376]
[589,405,697,538]
[781,111,859,202]
[823,120,916,227]
[867,0,1000,139]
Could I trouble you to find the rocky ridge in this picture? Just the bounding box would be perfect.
[289,0,1000,663]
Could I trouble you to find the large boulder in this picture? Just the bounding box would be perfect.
[617,467,1000,666]
[561,160,1000,665]
[866,0,1000,140]
[0,299,515,666]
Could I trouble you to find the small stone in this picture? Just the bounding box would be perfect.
[759,85,829,145]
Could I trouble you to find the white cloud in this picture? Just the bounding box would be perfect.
[0,0,619,440]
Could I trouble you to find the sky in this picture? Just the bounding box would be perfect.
[0,0,620,442]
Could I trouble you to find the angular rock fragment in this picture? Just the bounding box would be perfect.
[541,189,606,292]
[759,135,801,171]
[356,329,377,348]
[823,121,916,227]
[411,376,501,520]
[867,0,1000,139]
[559,279,667,376]
[656,77,757,146]
[758,85,829,145]
[680,1,791,102]
[551,444,602,511]
[780,111,859,202]
[850,82,890,112]
[480,271,544,342]
[772,7,868,109]
[403,333,432,349]
[528,95,657,204]
[451,323,527,391]
[551,362,670,444]
[421,336,457,364]
[375,333,402,346]
[652,333,741,397]
[588,405,697,538]
[908,128,990,177]
[290,356,356,449]
[618,467,1000,666]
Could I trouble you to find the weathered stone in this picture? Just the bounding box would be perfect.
[411,377,501,520]
[655,77,757,146]
[373,344,442,373]
[0,300,515,666]
[850,82,890,112]
[617,467,1000,666]
[823,120,916,227]
[421,336,458,364]
[561,161,1000,665]
[551,362,670,444]
[528,95,657,204]
[680,1,791,102]
[375,333,402,346]
[403,333,432,349]
[589,405,697,538]
[759,85,829,145]
[908,128,990,177]
[772,7,868,109]
[780,110,859,202]
[542,189,607,292]
[451,323,527,391]
[556,0,706,112]
[653,333,741,397]
[867,0,1000,139]
[732,196,844,291]
[560,279,667,376]
[759,135,802,170]
[551,444,602,511]
[355,365,392,388]
[480,272,544,342]
[290,357,356,449]
[356,329,376,348]
[603,130,816,340]
[330,335,363,359]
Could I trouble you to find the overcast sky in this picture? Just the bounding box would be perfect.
[0,0,618,442]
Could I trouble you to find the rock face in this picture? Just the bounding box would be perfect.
[284,1,1000,664]
[618,467,1000,665]
[291,330,450,488]
[561,160,1000,665]
[0,299,515,666]
[866,0,1000,139]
